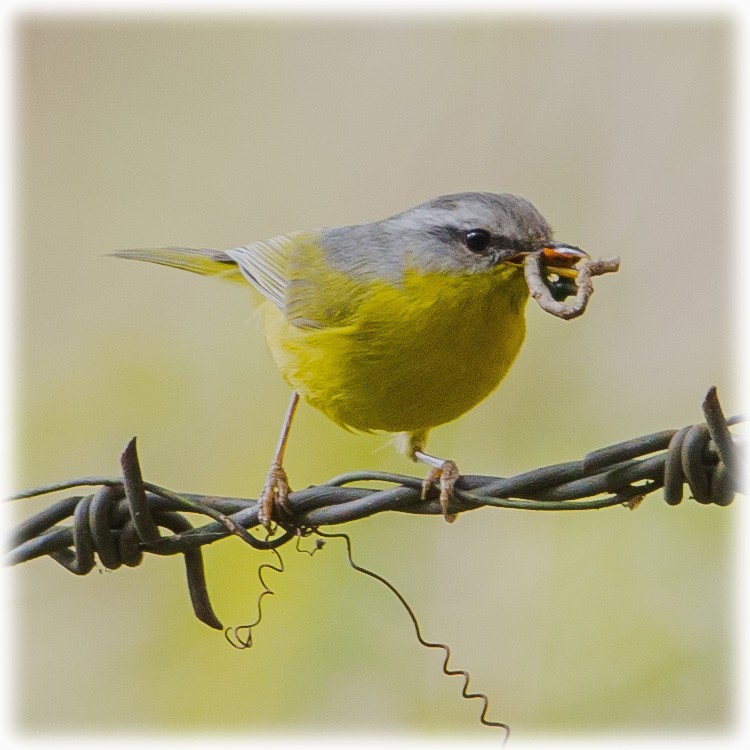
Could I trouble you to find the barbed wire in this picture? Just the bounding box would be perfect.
[5,384,743,738]
[5,385,744,630]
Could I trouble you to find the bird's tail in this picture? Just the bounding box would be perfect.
[110,247,245,284]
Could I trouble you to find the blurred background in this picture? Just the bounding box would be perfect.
[10,13,738,741]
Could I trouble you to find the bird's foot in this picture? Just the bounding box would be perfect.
[421,459,460,523]
[258,461,292,530]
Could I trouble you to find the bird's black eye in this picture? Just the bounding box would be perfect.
[465,229,491,253]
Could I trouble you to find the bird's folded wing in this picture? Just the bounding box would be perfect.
[226,233,299,310]
[227,232,365,330]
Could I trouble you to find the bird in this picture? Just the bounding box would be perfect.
[113,192,587,526]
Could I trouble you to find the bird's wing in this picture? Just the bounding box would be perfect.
[225,233,299,310]
[227,232,365,330]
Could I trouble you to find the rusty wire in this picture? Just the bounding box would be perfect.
[5,385,744,630]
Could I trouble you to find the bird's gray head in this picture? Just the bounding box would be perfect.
[320,192,554,279]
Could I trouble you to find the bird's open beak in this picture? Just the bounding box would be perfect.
[510,241,589,278]
[541,241,589,277]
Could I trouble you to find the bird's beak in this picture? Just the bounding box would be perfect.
[509,241,589,278]
[539,241,589,278]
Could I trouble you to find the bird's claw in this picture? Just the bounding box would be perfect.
[258,462,291,530]
[421,460,460,523]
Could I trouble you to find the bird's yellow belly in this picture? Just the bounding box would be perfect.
[263,266,529,434]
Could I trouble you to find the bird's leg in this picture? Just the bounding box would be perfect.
[407,432,459,523]
[416,451,460,523]
[258,391,300,530]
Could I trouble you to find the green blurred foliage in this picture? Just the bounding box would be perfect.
[12,14,736,739]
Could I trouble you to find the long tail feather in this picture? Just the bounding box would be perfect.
[110,247,245,283]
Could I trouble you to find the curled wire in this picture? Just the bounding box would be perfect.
[315,529,510,742]
[294,530,326,556]
[225,544,285,649]
[224,530,325,649]
[225,527,506,734]
[5,387,744,629]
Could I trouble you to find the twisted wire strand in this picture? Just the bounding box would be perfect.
[315,529,510,742]
[5,387,744,629]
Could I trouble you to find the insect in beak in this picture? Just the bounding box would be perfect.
[508,241,588,276]
[507,242,590,302]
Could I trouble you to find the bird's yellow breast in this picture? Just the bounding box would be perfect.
[262,263,529,434]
